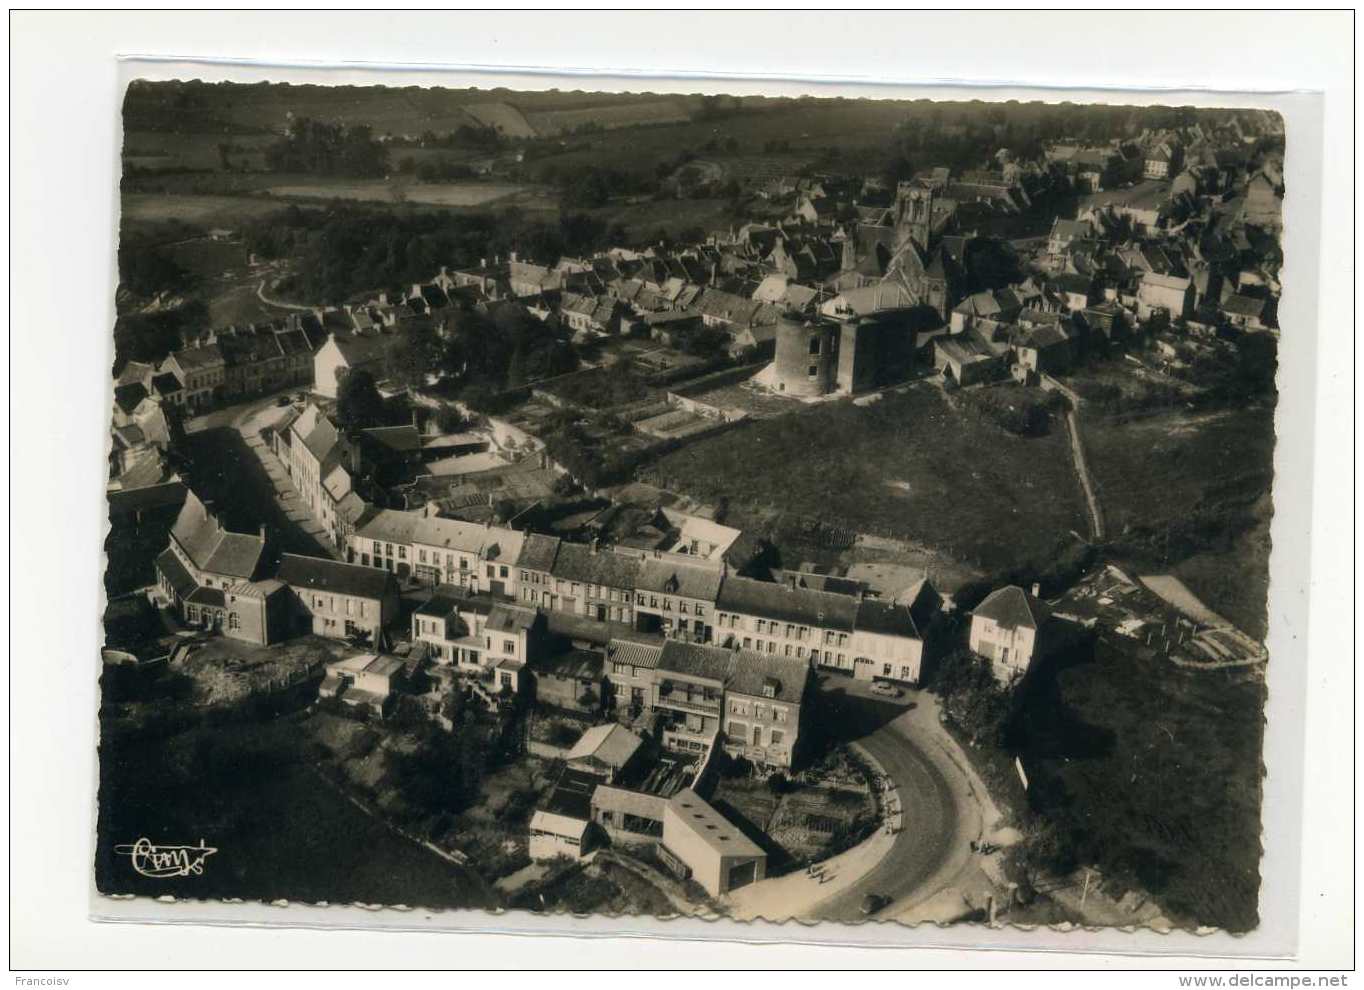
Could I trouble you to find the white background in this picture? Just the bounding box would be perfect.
[6,9,1355,975]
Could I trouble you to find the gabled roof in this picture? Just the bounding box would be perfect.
[635,558,723,601]
[566,723,644,769]
[169,490,265,580]
[155,547,198,600]
[717,574,859,632]
[727,650,808,705]
[656,640,736,684]
[302,416,342,466]
[516,532,561,572]
[329,332,395,367]
[972,585,1045,631]
[276,552,396,601]
[551,542,643,590]
[853,598,923,639]
[487,602,537,634]
[170,343,225,373]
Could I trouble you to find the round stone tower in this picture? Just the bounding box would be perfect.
[773,312,839,397]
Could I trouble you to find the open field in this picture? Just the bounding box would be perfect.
[121,193,295,227]
[525,100,913,177]
[649,384,1088,576]
[586,195,737,242]
[267,180,534,207]
[1083,403,1274,640]
[1013,633,1266,932]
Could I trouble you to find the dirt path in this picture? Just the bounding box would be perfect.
[257,279,313,312]
[1043,375,1105,541]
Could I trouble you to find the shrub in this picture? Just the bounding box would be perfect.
[547,722,582,748]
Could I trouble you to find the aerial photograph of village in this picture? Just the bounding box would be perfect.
[100,80,1282,933]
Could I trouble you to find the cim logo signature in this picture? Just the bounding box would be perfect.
[114,837,218,879]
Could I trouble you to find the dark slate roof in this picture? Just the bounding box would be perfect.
[972,585,1045,630]
[155,548,197,600]
[656,640,736,684]
[151,373,183,395]
[276,553,396,601]
[727,650,809,705]
[534,647,604,681]
[542,767,599,821]
[113,383,149,415]
[362,425,422,454]
[550,542,642,590]
[716,575,858,632]
[302,417,342,465]
[854,598,921,639]
[170,491,265,580]
[332,332,395,367]
[172,343,224,372]
[487,603,537,634]
[635,558,723,601]
[516,533,561,573]
[544,610,638,647]
[414,586,494,618]
[1222,293,1267,318]
[186,586,227,608]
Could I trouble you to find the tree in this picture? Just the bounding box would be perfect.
[335,369,386,433]
[385,319,441,390]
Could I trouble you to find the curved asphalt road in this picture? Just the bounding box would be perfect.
[813,711,960,921]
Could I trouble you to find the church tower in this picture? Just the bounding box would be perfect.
[895,180,934,255]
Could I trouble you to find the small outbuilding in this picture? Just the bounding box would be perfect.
[658,788,766,897]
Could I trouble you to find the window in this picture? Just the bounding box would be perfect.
[808,364,818,378]
[398,546,407,560]
[809,336,820,355]
[771,730,784,746]
[486,565,494,578]
[679,602,689,614]
[784,645,792,657]
[504,639,516,655]
[500,565,509,579]
[663,598,672,612]
[418,549,427,563]
[775,708,788,724]
[521,570,528,581]
[696,606,705,618]
[743,637,752,649]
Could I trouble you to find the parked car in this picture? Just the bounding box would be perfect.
[871,681,903,699]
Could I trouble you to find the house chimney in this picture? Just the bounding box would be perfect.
[259,524,267,540]
[1031,582,1041,598]
[590,538,599,556]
